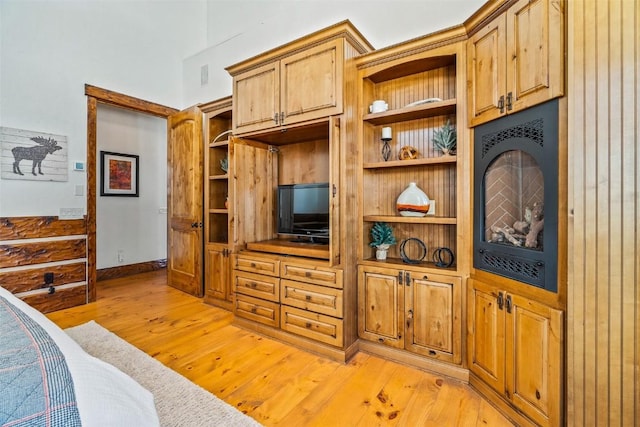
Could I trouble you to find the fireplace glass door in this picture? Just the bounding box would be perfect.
[473,99,558,292]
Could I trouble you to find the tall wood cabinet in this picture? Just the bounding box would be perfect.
[468,278,563,427]
[466,0,564,127]
[354,27,470,378]
[225,21,373,362]
[465,1,567,425]
[200,97,233,309]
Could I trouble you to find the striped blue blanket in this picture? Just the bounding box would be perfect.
[0,296,81,427]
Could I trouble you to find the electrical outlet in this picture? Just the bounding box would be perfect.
[44,272,54,285]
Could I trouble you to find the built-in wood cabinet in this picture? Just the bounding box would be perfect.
[467,0,564,127]
[201,97,234,309]
[227,21,373,136]
[231,39,344,134]
[468,278,563,427]
[354,27,470,377]
[224,21,372,362]
[358,265,462,365]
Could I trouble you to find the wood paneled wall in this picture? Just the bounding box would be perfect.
[0,216,88,313]
[567,1,639,425]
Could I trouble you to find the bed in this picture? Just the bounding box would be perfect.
[0,286,160,426]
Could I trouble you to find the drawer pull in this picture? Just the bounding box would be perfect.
[305,322,312,329]
[378,338,384,343]
[250,262,256,268]
[250,307,257,314]
[305,271,312,278]
[48,286,55,295]
[305,295,312,301]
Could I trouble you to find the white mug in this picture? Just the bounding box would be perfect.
[369,100,388,113]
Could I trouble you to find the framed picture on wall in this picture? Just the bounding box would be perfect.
[100,151,139,197]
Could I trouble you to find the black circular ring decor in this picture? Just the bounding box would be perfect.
[433,247,455,268]
[399,238,427,264]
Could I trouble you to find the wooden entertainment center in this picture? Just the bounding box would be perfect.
[195,1,567,425]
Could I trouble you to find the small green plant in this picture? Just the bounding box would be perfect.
[369,222,396,248]
[432,119,457,155]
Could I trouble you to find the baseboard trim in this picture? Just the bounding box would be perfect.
[97,259,167,281]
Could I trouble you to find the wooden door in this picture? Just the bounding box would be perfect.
[506,0,564,113]
[506,293,563,427]
[467,14,506,127]
[406,273,461,364]
[204,245,229,302]
[167,107,203,296]
[280,39,343,126]
[357,265,404,349]
[468,279,506,394]
[232,62,280,134]
[231,137,276,247]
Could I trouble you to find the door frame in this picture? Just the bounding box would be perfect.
[85,84,178,301]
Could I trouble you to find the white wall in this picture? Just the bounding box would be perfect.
[96,104,167,269]
[183,0,485,105]
[0,0,207,217]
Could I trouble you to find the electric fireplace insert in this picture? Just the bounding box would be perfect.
[473,99,559,292]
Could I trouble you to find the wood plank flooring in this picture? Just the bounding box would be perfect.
[47,270,514,426]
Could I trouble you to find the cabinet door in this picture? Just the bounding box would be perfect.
[506,0,564,113]
[506,293,563,427]
[406,273,461,364]
[233,62,280,134]
[204,245,229,302]
[357,266,404,349]
[468,279,506,394]
[280,39,343,126]
[467,14,507,127]
[231,137,276,246]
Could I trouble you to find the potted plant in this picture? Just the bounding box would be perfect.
[432,119,457,155]
[369,222,397,260]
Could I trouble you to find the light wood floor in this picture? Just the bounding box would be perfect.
[47,270,514,426]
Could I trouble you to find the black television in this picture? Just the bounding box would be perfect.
[277,183,330,242]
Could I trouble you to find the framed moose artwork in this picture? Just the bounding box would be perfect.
[0,127,68,182]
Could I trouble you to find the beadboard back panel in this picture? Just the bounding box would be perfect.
[567,1,639,425]
[0,216,88,313]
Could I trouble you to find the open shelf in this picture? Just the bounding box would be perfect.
[363,215,457,225]
[363,98,456,125]
[364,156,456,169]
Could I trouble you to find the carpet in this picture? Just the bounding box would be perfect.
[65,321,262,427]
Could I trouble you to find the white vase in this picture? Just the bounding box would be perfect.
[396,182,430,217]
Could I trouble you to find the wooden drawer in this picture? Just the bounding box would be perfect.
[233,271,280,302]
[281,305,343,347]
[280,262,343,289]
[235,294,280,327]
[233,253,280,277]
[280,279,343,318]
[19,284,87,314]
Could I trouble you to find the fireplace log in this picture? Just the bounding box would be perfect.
[525,202,544,248]
[491,225,523,246]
